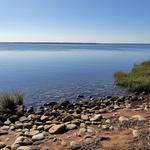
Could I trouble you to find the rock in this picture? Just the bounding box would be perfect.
[0,130,8,135]
[4,119,11,125]
[49,124,66,134]
[17,146,32,150]
[77,95,84,100]
[1,148,10,150]
[132,129,139,138]
[118,116,129,123]
[90,114,102,121]
[102,125,109,130]
[81,114,89,121]
[26,107,34,113]
[23,122,33,129]
[66,124,77,130]
[9,115,19,123]
[131,115,146,121]
[0,142,6,149]
[69,141,80,149]
[29,130,40,136]
[37,125,44,130]
[72,119,81,126]
[44,125,53,131]
[1,126,9,130]
[46,102,57,107]
[15,122,23,129]
[19,116,28,122]
[62,115,74,122]
[77,128,87,136]
[57,101,70,108]
[32,133,45,141]
[40,115,49,122]
[11,136,32,150]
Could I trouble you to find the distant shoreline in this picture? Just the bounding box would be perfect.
[0,42,150,45]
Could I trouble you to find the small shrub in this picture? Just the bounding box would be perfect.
[114,60,150,93]
[0,94,15,111]
[0,92,24,112]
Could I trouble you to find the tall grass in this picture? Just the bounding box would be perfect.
[114,60,150,93]
[0,91,23,112]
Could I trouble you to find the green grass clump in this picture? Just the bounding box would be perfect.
[114,60,150,93]
[14,91,24,105]
[0,92,23,112]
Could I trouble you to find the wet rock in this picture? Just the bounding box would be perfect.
[26,107,34,114]
[49,124,66,134]
[58,100,70,108]
[46,102,57,107]
[32,133,45,141]
[9,115,18,123]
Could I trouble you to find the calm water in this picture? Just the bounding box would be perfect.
[0,43,150,106]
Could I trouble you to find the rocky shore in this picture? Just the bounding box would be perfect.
[0,94,150,150]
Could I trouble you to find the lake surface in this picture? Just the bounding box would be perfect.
[0,43,150,106]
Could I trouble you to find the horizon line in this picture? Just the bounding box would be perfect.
[0,42,150,45]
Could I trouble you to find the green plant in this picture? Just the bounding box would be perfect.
[0,92,24,112]
[114,60,150,93]
[0,94,15,111]
[14,91,23,105]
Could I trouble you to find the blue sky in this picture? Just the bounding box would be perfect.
[0,0,150,43]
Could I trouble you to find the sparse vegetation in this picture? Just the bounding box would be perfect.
[0,92,23,112]
[114,60,150,93]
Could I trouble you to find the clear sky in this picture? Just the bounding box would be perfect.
[0,0,150,43]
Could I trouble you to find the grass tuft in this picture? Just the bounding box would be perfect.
[114,60,150,93]
[0,92,24,112]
